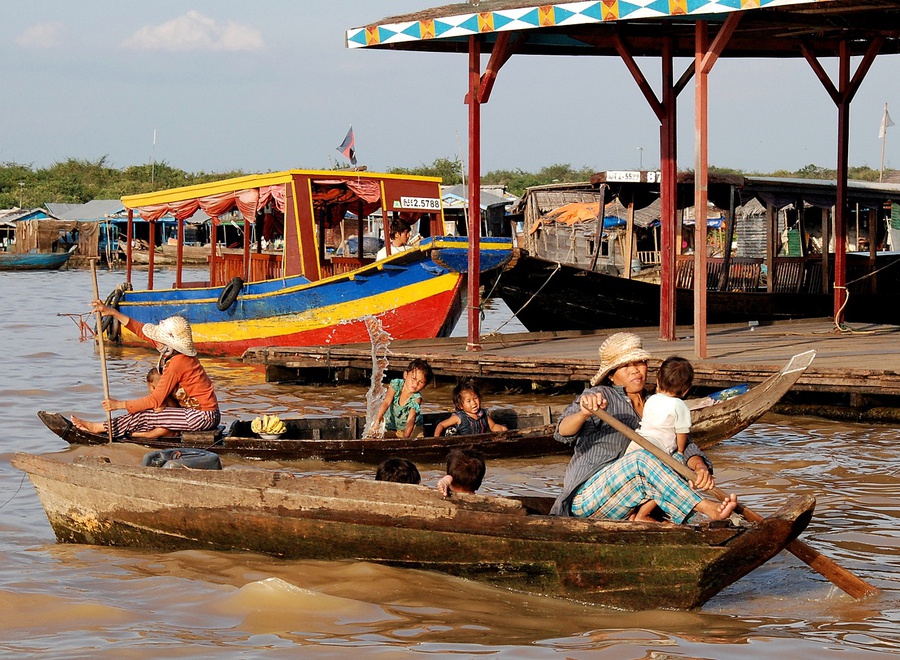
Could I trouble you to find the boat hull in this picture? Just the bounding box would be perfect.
[0,250,74,271]
[39,351,813,459]
[13,451,815,610]
[112,240,510,356]
[496,254,834,331]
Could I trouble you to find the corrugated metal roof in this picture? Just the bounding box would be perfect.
[441,184,517,210]
[51,200,126,221]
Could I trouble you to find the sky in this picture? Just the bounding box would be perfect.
[3,1,900,178]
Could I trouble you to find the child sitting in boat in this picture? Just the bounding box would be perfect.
[437,448,486,495]
[627,355,695,522]
[370,359,433,438]
[129,368,181,439]
[375,457,421,484]
[432,381,508,437]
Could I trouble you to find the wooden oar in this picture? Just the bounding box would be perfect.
[89,258,113,444]
[591,406,879,599]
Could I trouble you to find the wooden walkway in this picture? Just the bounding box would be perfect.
[243,319,900,407]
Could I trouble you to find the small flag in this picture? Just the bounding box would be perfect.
[337,125,357,165]
[879,104,895,139]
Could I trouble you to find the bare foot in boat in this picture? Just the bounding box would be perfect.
[695,493,738,521]
[71,416,106,435]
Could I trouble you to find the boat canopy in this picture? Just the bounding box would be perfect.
[120,170,445,288]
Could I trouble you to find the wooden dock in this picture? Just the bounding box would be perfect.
[242,318,900,422]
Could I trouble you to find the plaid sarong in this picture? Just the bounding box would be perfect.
[571,449,701,523]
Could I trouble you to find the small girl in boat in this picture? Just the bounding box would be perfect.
[72,302,220,439]
[433,381,507,437]
[370,358,433,438]
[627,355,695,522]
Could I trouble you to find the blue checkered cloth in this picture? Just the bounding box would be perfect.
[549,385,712,518]
[571,449,701,522]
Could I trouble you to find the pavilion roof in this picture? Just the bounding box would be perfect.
[347,0,900,58]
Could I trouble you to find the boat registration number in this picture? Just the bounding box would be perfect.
[399,197,441,210]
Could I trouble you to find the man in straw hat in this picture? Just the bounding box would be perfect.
[549,332,737,522]
[72,300,220,438]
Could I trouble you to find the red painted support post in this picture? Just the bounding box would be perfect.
[147,220,155,290]
[176,217,184,289]
[126,209,133,285]
[834,41,850,323]
[694,21,709,358]
[467,35,483,351]
[659,38,677,341]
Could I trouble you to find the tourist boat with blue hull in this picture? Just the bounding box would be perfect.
[110,170,513,356]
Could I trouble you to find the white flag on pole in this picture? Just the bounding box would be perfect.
[879,105,895,139]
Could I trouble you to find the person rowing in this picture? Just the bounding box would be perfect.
[71,301,220,438]
[550,331,737,523]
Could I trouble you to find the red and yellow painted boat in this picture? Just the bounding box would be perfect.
[110,170,512,356]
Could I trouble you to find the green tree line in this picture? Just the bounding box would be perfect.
[1,157,893,209]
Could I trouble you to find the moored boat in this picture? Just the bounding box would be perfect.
[12,450,815,610]
[38,350,814,459]
[109,170,513,356]
[0,246,77,271]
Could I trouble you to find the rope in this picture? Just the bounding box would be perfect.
[829,256,900,335]
[483,261,561,337]
[0,472,27,512]
[58,311,96,341]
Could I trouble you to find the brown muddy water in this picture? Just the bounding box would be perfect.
[1,267,899,658]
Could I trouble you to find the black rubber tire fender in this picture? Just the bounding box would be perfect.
[101,287,125,337]
[217,277,244,311]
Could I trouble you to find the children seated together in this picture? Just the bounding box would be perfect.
[376,449,486,497]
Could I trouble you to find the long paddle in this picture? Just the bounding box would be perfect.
[591,406,879,599]
[89,258,113,444]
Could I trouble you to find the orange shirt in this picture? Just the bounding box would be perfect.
[124,318,218,413]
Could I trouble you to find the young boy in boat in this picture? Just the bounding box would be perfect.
[375,457,421,484]
[432,381,508,437]
[370,359,433,439]
[626,355,695,522]
[375,219,413,260]
[437,448,486,496]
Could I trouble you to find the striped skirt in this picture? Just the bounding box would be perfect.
[111,408,220,437]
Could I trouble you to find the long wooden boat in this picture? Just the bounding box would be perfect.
[38,350,814,459]
[495,254,832,331]
[12,451,815,610]
[111,170,513,356]
[0,246,76,271]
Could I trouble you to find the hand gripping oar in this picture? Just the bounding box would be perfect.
[89,258,114,444]
[590,406,879,599]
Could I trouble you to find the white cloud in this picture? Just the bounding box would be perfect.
[122,10,263,52]
[16,23,66,48]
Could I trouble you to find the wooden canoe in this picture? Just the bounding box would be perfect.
[12,451,815,610]
[37,350,814,460]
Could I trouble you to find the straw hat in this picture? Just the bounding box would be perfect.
[589,332,653,386]
[142,316,197,357]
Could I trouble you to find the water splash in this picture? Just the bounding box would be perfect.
[362,316,392,438]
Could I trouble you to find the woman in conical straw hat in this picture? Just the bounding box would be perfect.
[549,332,737,523]
[72,300,220,438]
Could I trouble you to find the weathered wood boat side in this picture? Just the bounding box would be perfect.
[12,452,815,610]
[689,349,816,447]
[38,406,569,463]
[38,351,813,460]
